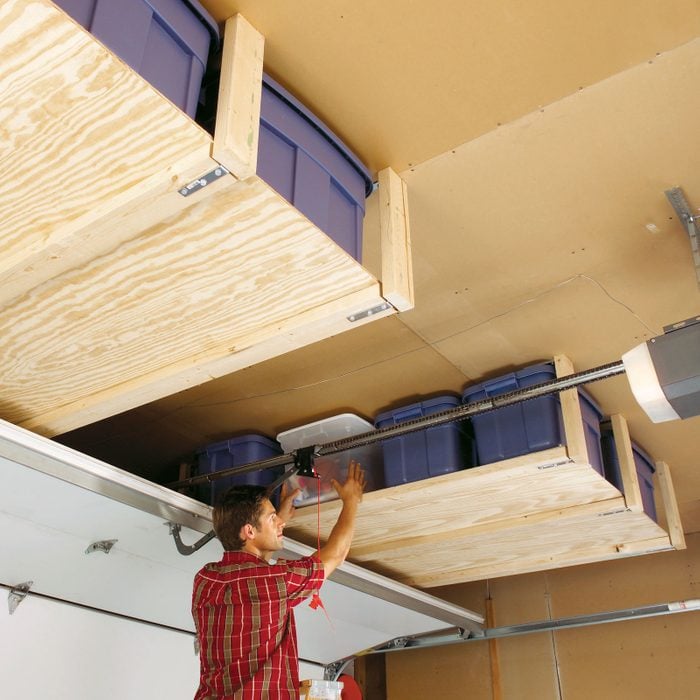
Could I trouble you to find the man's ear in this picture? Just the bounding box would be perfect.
[240,523,256,541]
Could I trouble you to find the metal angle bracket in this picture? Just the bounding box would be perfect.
[347,302,392,323]
[665,186,700,287]
[8,581,33,615]
[598,508,630,518]
[168,522,217,556]
[179,166,229,197]
[536,459,571,471]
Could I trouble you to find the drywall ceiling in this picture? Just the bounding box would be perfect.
[199,0,700,174]
[58,1,700,534]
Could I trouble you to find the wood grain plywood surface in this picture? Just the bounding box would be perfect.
[1,176,381,433]
[286,457,640,584]
[0,0,212,295]
[384,510,670,588]
[300,495,667,588]
[288,453,619,544]
[0,2,401,437]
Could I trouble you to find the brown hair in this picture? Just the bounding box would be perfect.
[212,485,268,551]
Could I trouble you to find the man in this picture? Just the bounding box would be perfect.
[192,460,366,699]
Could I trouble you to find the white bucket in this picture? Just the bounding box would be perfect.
[299,678,344,699]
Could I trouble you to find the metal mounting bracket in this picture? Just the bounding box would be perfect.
[8,581,33,615]
[265,445,320,495]
[294,445,320,478]
[324,659,353,681]
[178,166,229,197]
[347,302,391,323]
[169,522,217,556]
[85,539,118,555]
[665,186,700,287]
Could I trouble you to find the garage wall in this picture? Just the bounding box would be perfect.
[386,531,699,699]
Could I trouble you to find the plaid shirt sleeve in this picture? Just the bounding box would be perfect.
[276,555,324,606]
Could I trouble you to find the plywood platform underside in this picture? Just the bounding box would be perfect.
[287,452,673,588]
[287,402,684,588]
[0,1,399,436]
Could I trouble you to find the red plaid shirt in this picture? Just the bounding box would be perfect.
[192,551,324,699]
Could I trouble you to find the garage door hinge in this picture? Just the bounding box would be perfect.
[8,581,33,615]
[85,539,118,555]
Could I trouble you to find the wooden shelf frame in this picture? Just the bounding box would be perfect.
[288,357,685,587]
[0,2,412,436]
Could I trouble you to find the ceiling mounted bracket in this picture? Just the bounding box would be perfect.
[178,166,229,197]
[8,581,33,615]
[293,446,319,478]
[264,446,319,497]
[265,445,320,496]
[665,187,700,287]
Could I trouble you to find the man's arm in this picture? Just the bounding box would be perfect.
[317,460,366,577]
[277,483,301,525]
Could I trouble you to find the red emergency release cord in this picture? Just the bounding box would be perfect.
[309,476,333,628]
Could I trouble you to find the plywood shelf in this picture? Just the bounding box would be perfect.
[0,2,412,436]
[287,365,684,587]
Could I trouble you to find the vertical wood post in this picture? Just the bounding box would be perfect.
[213,14,264,178]
[609,414,643,512]
[554,355,588,464]
[378,167,414,311]
[655,460,686,549]
[486,597,503,700]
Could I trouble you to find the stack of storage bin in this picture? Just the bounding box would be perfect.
[196,434,283,506]
[462,362,606,475]
[374,395,475,487]
[600,425,658,521]
[193,364,658,520]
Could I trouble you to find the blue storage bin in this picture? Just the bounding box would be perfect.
[196,63,372,260]
[374,395,473,487]
[197,434,283,506]
[462,362,605,475]
[257,74,373,262]
[54,0,219,117]
[600,429,657,521]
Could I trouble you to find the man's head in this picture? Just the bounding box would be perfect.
[213,485,285,557]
